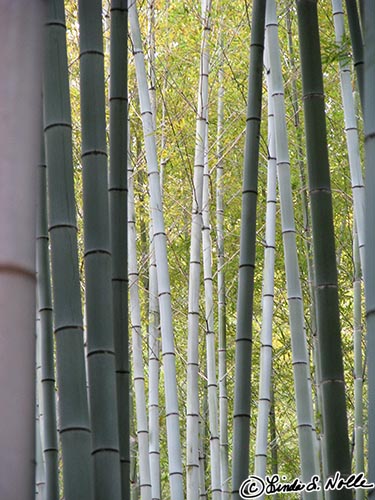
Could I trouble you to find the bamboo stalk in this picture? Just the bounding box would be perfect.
[332,0,365,276]
[296,1,352,496]
[36,131,59,500]
[216,27,230,500]
[77,1,122,497]
[202,100,221,500]
[129,3,184,498]
[254,53,277,495]
[266,2,320,494]
[43,2,94,498]
[186,2,212,496]
[109,2,130,498]
[353,228,364,500]
[364,1,375,496]
[345,0,364,108]
[128,164,153,500]
[232,1,266,497]
[0,3,44,497]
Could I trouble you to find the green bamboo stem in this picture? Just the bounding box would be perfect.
[199,392,208,500]
[254,57,277,495]
[109,2,130,498]
[36,311,46,500]
[266,2,319,494]
[353,228,364,500]
[129,3,184,498]
[216,27,230,500]
[0,3,43,497]
[285,8,324,480]
[345,0,364,109]
[232,1,266,497]
[44,2,94,498]
[332,0,365,276]
[36,133,59,500]
[364,1,375,496]
[186,1,212,495]
[296,2,352,497]
[77,1,122,498]
[128,163,152,500]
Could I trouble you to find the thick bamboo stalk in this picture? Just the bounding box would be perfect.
[202,108,221,500]
[353,228,364,500]
[216,28,230,500]
[285,8,324,478]
[35,312,46,500]
[109,2,130,498]
[254,60,277,495]
[296,1,352,496]
[128,165,153,500]
[44,2,94,498]
[129,3,184,498]
[345,0,364,108]
[77,1,122,498]
[232,1,266,497]
[266,2,319,494]
[36,133,59,500]
[186,2,212,496]
[0,3,44,498]
[332,0,365,276]
[364,1,375,496]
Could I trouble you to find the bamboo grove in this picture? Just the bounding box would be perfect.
[2,0,375,499]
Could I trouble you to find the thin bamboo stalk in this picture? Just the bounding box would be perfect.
[345,0,364,108]
[36,312,46,500]
[36,132,59,500]
[266,2,319,493]
[202,105,221,500]
[148,227,161,500]
[43,1,94,498]
[364,1,375,495]
[332,0,365,276]
[232,1,266,497]
[254,57,277,495]
[109,2,130,498]
[186,1,212,495]
[128,165,152,500]
[296,1,352,496]
[353,228,364,500]
[129,3,184,498]
[0,3,44,497]
[77,1,122,497]
[199,395,208,500]
[216,27,230,500]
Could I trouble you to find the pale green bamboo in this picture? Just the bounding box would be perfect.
[36,134,59,500]
[332,0,365,276]
[148,226,161,500]
[345,0,364,108]
[266,2,319,494]
[146,6,161,497]
[202,107,221,500]
[78,1,121,497]
[254,57,277,496]
[0,3,43,497]
[186,1,212,495]
[364,1,375,495]
[109,2,130,498]
[353,228,364,500]
[216,28,230,500]
[128,165,152,500]
[129,4,184,497]
[296,1,352,496]
[199,394,208,500]
[232,2,266,497]
[44,2,94,498]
